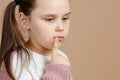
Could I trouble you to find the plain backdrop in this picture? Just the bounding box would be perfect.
[0,0,120,80]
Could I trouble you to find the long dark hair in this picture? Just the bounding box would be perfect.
[0,0,35,79]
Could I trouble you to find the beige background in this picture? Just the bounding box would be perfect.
[0,0,120,80]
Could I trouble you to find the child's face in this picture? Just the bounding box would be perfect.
[28,0,70,50]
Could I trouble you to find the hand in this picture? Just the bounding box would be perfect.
[50,37,70,65]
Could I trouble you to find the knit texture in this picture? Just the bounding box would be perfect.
[42,64,72,80]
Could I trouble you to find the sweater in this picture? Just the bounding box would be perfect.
[0,49,72,80]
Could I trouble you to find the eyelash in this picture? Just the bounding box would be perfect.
[45,17,69,22]
[62,17,69,21]
[45,18,54,22]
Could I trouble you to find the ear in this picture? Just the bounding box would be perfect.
[18,12,30,30]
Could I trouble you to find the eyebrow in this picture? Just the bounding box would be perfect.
[64,12,71,15]
[41,12,71,17]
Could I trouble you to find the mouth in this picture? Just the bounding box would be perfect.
[54,36,64,41]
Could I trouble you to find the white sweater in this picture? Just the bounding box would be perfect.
[12,49,68,80]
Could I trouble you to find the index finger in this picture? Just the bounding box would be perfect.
[52,37,59,54]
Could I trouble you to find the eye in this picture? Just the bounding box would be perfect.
[62,16,69,21]
[63,17,69,21]
[45,18,54,22]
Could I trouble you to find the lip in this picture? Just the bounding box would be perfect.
[54,36,64,41]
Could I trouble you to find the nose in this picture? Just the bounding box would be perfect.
[55,20,64,32]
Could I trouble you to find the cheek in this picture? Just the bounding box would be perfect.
[32,29,54,49]
[30,22,50,44]
[64,24,70,37]
[32,27,55,49]
[40,34,54,49]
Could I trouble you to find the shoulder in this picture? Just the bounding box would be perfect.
[57,49,69,60]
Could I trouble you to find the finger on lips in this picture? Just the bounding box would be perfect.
[52,37,59,56]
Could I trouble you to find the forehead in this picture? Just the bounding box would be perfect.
[31,0,70,15]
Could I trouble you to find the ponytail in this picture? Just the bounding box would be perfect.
[0,1,25,79]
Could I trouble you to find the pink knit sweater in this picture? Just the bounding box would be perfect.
[0,52,72,80]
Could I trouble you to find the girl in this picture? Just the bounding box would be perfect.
[0,0,72,80]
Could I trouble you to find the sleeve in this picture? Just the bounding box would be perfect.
[0,62,13,80]
[41,64,72,80]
